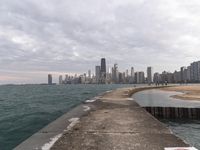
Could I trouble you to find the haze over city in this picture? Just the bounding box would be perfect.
[1,0,200,84]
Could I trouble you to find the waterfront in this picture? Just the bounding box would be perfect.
[133,89,200,107]
[133,89,200,149]
[0,84,132,150]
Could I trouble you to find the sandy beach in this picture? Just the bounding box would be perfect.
[162,85,200,101]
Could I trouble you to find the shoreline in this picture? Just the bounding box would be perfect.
[162,85,200,101]
[15,85,189,150]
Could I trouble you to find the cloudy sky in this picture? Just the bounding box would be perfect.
[0,0,200,84]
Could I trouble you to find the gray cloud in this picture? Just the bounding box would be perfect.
[0,0,200,83]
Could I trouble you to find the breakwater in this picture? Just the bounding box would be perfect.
[15,86,197,150]
[144,107,200,119]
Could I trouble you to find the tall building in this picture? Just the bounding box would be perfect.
[88,70,91,79]
[95,66,101,83]
[190,61,200,82]
[139,72,145,83]
[125,69,129,77]
[100,58,106,83]
[131,67,134,77]
[147,67,153,84]
[101,58,106,73]
[153,73,160,84]
[59,75,63,84]
[180,67,186,83]
[48,74,52,85]
[112,64,119,83]
[135,72,145,84]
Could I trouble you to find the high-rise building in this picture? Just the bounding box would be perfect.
[59,75,63,84]
[153,73,160,84]
[135,72,145,84]
[100,58,106,83]
[101,58,106,73]
[139,72,145,83]
[88,70,91,79]
[112,64,119,83]
[147,67,153,84]
[95,66,101,83]
[125,69,129,77]
[190,61,200,82]
[180,67,186,83]
[131,67,134,77]
[48,74,52,85]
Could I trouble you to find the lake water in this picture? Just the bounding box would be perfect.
[0,84,133,150]
[133,89,200,108]
[133,89,200,149]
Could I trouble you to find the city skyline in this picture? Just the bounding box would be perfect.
[48,58,200,85]
[1,0,200,84]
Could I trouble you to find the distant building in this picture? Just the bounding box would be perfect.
[112,64,119,83]
[180,67,187,83]
[95,66,101,83]
[131,67,134,77]
[153,73,160,84]
[147,67,153,84]
[48,74,53,85]
[190,61,200,82]
[135,72,145,84]
[59,75,63,84]
[100,58,106,83]
[88,70,91,79]
[174,71,181,83]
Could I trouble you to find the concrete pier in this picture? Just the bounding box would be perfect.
[51,87,188,150]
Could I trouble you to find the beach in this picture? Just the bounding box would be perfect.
[162,85,200,101]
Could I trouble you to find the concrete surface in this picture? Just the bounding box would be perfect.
[51,87,188,150]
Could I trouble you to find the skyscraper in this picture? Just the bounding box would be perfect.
[147,67,153,84]
[95,66,101,83]
[88,70,91,79]
[131,67,134,77]
[101,58,106,73]
[112,64,119,83]
[59,75,63,84]
[100,58,106,83]
[48,74,53,85]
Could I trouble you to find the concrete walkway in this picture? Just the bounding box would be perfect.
[51,87,188,150]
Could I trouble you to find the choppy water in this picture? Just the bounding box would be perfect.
[133,89,200,149]
[162,120,200,149]
[0,84,132,150]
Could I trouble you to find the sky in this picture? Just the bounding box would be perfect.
[1,0,200,84]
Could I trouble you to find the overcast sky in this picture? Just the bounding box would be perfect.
[0,0,200,84]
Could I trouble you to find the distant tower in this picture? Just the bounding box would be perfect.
[48,74,53,85]
[95,66,101,83]
[147,67,153,84]
[100,58,106,83]
[59,75,63,84]
[101,58,106,74]
[131,67,134,77]
[88,70,91,79]
[112,64,119,83]
[125,69,129,77]
[130,67,135,83]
